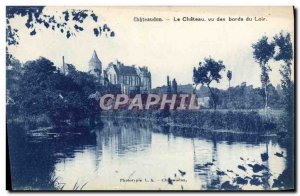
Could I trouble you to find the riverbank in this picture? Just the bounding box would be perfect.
[101,109,282,134]
[7,109,284,134]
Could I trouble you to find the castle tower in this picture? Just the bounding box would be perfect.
[88,50,102,78]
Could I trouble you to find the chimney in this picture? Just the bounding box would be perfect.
[62,56,65,74]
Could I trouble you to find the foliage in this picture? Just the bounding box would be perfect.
[252,36,275,109]
[227,70,232,86]
[273,32,293,63]
[6,6,115,46]
[193,57,225,109]
[196,82,283,110]
[6,56,102,126]
[226,70,232,104]
[172,78,178,94]
[273,32,294,134]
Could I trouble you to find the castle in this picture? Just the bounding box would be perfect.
[88,50,151,94]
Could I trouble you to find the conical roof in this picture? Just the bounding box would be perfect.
[89,50,102,70]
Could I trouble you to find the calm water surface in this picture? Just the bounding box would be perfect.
[8,118,289,190]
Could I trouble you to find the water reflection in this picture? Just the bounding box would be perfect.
[7,118,290,190]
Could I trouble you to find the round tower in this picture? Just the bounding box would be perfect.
[88,50,102,77]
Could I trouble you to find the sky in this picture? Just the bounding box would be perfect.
[7,6,294,89]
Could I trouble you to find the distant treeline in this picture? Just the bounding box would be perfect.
[152,83,283,110]
[198,83,283,109]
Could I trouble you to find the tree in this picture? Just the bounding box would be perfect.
[6,6,115,46]
[172,78,178,94]
[167,76,172,94]
[252,36,275,110]
[274,32,294,129]
[193,57,225,109]
[273,31,294,189]
[227,70,232,104]
[6,53,22,118]
[19,57,60,116]
[15,57,99,125]
[227,70,232,88]
[274,32,293,110]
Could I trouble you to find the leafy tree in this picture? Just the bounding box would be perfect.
[267,84,281,108]
[273,31,294,189]
[65,64,99,117]
[6,53,22,91]
[172,78,178,94]
[13,57,100,125]
[227,70,232,88]
[193,57,225,109]
[6,53,22,118]
[6,6,115,46]
[273,31,294,136]
[208,88,221,109]
[19,57,60,116]
[274,32,293,112]
[252,36,275,110]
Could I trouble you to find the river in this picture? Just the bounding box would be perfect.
[7,118,291,190]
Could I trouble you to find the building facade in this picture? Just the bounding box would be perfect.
[88,50,151,94]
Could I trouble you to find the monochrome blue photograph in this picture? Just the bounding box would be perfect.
[6,6,295,191]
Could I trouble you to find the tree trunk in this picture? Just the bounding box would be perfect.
[264,84,268,110]
[193,84,198,94]
[208,85,216,110]
[228,81,231,104]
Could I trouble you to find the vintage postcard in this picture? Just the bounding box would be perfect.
[6,6,295,191]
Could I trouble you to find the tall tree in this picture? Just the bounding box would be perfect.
[227,70,232,88]
[167,75,172,94]
[227,70,232,104]
[273,31,294,189]
[172,78,178,94]
[273,32,293,111]
[274,32,294,128]
[252,36,275,110]
[193,57,225,109]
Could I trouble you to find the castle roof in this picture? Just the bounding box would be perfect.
[106,60,151,78]
[118,65,137,75]
[89,50,102,69]
[137,66,151,77]
[108,61,137,76]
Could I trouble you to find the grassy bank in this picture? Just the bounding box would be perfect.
[102,109,281,134]
[6,114,53,128]
[7,108,283,134]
